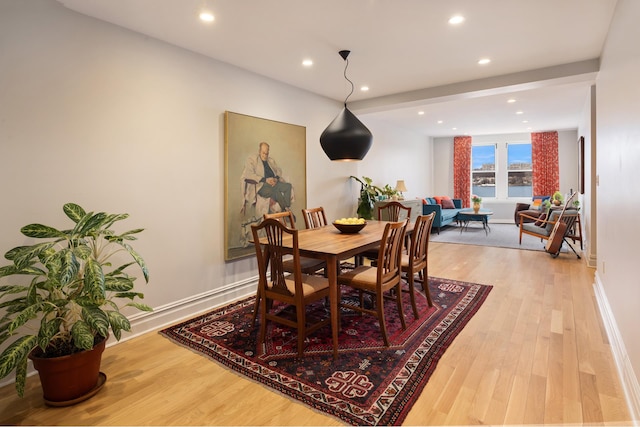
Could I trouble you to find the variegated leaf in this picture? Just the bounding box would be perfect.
[70,321,94,350]
[63,203,86,224]
[20,224,65,239]
[82,306,110,338]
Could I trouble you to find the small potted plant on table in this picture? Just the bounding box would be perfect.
[0,203,151,405]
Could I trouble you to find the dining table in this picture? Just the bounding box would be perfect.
[261,219,413,358]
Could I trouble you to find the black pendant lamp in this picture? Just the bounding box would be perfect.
[320,50,373,161]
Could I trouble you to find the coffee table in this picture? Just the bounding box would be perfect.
[457,209,493,235]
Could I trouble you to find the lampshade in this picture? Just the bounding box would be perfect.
[320,50,373,161]
[395,180,408,193]
[320,107,373,161]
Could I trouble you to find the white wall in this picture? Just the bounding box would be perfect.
[432,130,579,221]
[0,0,430,348]
[356,118,432,203]
[595,0,640,414]
[577,86,597,268]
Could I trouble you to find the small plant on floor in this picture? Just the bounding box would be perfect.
[0,203,152,397]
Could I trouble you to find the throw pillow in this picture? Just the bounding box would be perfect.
[441,197,455,209]
[534,212,547,226]
[422,198,428,205]
[531,199,543,210]
[433,196,444,206]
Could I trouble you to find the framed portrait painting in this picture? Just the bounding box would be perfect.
[224,111,307,261]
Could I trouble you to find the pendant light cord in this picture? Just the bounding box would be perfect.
[343,57,354,107]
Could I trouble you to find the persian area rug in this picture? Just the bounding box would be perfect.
[160,274,492,426]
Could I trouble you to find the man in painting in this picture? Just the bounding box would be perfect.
[241,141,293,215]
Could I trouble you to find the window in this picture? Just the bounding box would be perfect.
[471,145,495,198]
[471,139,532,199]
[507,143,532,197]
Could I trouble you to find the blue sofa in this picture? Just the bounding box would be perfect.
[422,197,464,233]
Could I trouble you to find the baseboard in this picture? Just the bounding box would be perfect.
[593,272,640,424]
[0,276,258,390]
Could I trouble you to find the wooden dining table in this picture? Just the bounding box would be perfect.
[262,219,413,358]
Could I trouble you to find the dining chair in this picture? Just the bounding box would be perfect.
[251,218,331,357]
[263,211,326,274]
[302,206,328,229]
[337,219,408,346]
[358,201,412,265]
[251,211,326,326]
[400,213,435,318]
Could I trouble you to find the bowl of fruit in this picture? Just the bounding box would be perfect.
[333,217,367,234]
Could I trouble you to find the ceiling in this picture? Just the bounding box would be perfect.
[58,0,617,137]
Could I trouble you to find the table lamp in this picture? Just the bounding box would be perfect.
[395,180,408,200]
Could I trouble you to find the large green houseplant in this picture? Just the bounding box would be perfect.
[350,176,382,220]
[0,203,151,399]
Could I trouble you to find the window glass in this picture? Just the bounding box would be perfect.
[507,143,532,197]
[471,145,495,198]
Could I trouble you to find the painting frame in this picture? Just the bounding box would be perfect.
[224,111,307,261]
[578,136,585,194]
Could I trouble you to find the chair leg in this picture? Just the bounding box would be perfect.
[422,267,433,307]
[376,291,390,346]
[252,287,262,327]
[257,297,268,356]
[406,273,420,319]
[395,283,407,331]
[296,303,306,358]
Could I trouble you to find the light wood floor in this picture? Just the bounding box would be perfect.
[0,242,632,425]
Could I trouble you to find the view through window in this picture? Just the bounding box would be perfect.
[471,145,495,198]
[507,143,532,197]
[472,142,532,199]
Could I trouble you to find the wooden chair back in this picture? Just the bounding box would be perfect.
[252,218,296,297]
[402,213,435,311]
[264,210,295,228]
[408,213,435,270]
[376,201,411,222]
[302,207,328,229]
[375,219,409,288]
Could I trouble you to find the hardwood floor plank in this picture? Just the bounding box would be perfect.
[0,241,632,425]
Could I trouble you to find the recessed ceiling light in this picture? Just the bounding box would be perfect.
[199,12,214,22]
[360,86,369,92]
[478,58,491,65]
[516,111,524,115]
[452,127,457,130]
[302,59,313,67]
[507,99,516,103]
[448,15,465,25]
[437,120,443,124]
[522,120,529,123]
[418,111,425,115]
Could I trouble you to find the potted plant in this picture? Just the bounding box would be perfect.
[552,191,564,206]
[350,176,381,220]
[471,195,482,213]
[380,184,399,200]
[0,203,151,404]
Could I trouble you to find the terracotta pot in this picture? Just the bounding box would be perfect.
[29,336,107,404]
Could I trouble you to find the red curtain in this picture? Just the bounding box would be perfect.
[531,131,559,196]
[453,136,472,208]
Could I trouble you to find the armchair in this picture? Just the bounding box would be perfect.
[514,195,550,225]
